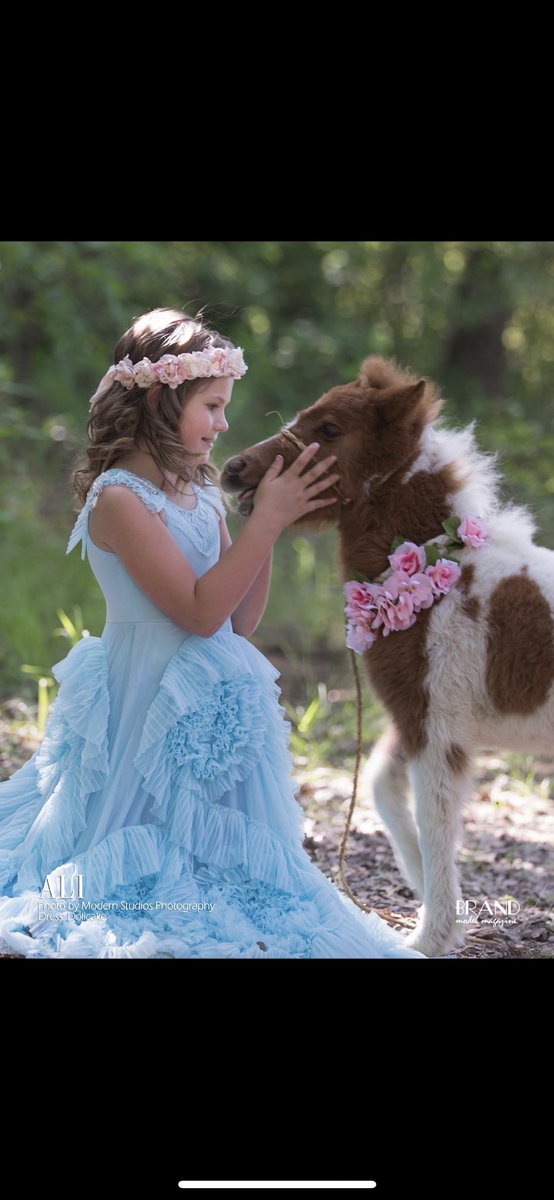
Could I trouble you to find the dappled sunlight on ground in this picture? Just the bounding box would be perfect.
[296,752,554,959]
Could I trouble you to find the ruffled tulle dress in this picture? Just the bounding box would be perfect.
[0,468,424,958]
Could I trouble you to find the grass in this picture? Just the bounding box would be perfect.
[505,755,552,799]
[274,655,386,771]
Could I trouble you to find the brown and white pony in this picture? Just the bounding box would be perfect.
[221,355,554,957]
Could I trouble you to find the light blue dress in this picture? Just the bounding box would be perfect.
[0,468,424,958]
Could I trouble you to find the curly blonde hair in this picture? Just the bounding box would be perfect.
[70,307,236,507]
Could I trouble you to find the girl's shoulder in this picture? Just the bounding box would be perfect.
[66,471,229,560]
[66,469,166,560]
[88,468,167,514]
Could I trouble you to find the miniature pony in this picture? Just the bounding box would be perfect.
[220,355,554,957]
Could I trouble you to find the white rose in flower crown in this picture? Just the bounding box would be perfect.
[133,359,157,388]
[153,355,188,387]
[184,351,214,379]
[226,348,248,377]
[113,356,136,389]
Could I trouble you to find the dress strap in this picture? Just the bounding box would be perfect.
[66,469,167,560]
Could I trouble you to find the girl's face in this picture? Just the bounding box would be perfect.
[179,376,234,457]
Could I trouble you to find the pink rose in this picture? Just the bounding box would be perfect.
[373,595,417,635]
[344,581,385,623]
[388,541,427,576]
[344,581,371,607]
[371,575,416,635]
[400,572,435,610]
[425,559,462,595]
[209,348,228,374]
[346,622,377,654]
[153,355,188,388]
[113,355,135,390]
[457,514,489,549]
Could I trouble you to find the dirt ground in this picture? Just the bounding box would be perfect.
[297,752,554,958]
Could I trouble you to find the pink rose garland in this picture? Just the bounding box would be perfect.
[344,516,489,654]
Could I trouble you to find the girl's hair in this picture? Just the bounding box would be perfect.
[70,307,235,506]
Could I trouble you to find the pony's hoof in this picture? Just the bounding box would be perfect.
[405,929,460,957]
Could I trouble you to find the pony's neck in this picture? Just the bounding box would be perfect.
[339,422,500,581]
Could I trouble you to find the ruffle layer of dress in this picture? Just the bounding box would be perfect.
[0,633,423,959]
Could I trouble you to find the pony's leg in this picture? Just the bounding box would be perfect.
[404,747,471,957]
[363,724,424,899]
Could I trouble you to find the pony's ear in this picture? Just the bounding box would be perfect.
[378,380,442,425]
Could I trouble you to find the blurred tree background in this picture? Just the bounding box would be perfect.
[1,241,554,759]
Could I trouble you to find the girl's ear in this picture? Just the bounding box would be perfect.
[377,380,443,426]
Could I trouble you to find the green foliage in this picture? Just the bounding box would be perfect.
[18,607,89,731]
[54,606,90,646]
[18,670,54,735]
[2,240,554,737]
[280,668,386,771]
[422,544,443,566]
[441,516,462,541]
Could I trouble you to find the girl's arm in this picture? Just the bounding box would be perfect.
[92,447,338,637]
[218,516,273,638]
[98,485,284,637]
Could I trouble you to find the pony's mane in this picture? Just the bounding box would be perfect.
[404,419,538,545]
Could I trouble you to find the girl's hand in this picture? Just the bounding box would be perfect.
[252,443,340,530]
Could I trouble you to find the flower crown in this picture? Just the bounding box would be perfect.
[89,345,248,411]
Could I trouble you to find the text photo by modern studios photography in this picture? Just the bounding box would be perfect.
[1,241,553,967]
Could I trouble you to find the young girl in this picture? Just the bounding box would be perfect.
[0,307,424,958]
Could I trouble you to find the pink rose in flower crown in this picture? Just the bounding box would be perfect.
[457,514,489,549]
[113,356,136,389]
[425,559,462,595]
[153,355,188,388]
[209,348,228,374]
[388,541,427,576]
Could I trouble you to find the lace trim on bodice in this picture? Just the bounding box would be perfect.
[66,468,227,560]
[162,486,225,557]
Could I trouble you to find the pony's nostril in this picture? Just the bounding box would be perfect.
[225,457,246,476]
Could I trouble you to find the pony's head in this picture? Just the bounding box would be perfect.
[220,355,442,524]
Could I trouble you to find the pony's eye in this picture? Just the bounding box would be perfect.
[318,424,341,440]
